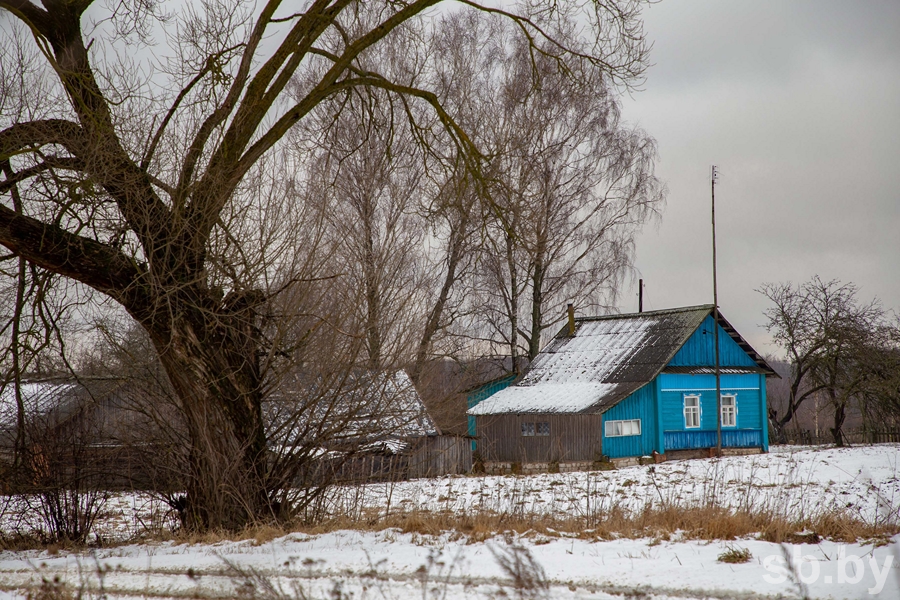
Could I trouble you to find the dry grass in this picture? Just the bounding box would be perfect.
[717,546,752,563]
[5,502,896,551]
[25,576,73,600]
[273,504,898,546]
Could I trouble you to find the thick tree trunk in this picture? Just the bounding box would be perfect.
[768,408,787,445]
[830,394,847,447]
[411,222,467,383]
[362,202,382,371]
[147,300,270,531]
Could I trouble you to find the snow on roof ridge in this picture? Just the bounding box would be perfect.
[573,304,713,323]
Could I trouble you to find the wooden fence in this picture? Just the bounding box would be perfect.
[779,427,900,446]
[318,434,473,484]
[408,435,472,478]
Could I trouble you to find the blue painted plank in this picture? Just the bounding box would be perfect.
[760,373,769,452]
[658,373,763,432]
[664,429,761,451]
[602,382,658,458]
[668,315,758,368]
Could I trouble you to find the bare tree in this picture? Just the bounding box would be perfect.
[0,1,651,530]
[443,13,663,361]
[307,88,426,372]
[760,277,888,445]
[857,319,900,429]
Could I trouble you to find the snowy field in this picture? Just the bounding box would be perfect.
[0,530,897,599]
[1,444,898,598]
[339,444,900,526]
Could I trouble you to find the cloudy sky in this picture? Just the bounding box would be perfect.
[614,0,900,356]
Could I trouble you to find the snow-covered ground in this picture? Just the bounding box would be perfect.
[339,444,900,526]
[0,530,897,598]
[1,444,898,598]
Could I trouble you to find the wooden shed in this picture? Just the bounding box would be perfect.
[469,305,778,468]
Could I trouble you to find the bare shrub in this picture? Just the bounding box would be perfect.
[488,537,550,600]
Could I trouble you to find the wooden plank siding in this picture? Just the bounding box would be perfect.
[600,381,658,458]
[467,375,517,450]
[657,372,765,453]
[408,435,472,478]
[667,315,759,368]
[475,414,603,463]
[664,429,762,450]
[658,373,763,432]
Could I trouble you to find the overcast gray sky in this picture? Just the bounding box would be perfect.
[614,0,900,357]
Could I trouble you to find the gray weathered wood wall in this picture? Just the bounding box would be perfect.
[408,435,472,478]
[475,414,604,463]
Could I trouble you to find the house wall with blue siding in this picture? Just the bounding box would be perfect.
[658,373,761,430]
[668,315,758,368]
[658,372,766,452]
[601,381,658,458]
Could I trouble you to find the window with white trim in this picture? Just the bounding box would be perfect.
[684,395,700,428]
[720,394,736,427]
[605,419,641,437]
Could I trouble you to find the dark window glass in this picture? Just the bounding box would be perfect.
[536,422,550,436]
[521,422,535,436]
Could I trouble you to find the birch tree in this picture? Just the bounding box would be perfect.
[442,13,663,361]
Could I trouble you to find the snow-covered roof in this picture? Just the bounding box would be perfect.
[266,370,438,454]
[356,370,439,440]
[470,305,724,415]
[0,381,82,432]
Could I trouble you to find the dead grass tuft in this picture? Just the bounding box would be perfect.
[245,524,287,546]
[25,576,73,600]
[717,546,752,563]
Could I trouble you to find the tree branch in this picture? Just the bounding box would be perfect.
[0,203,148,314]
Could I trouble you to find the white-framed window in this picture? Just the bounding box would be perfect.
[536,422,550,436]
[721,394,737,427]
[521,422,535,436]
[605,419,641,437]
[684,395,701,428]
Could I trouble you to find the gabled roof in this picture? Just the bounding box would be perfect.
[0,378,130,434]
[0,381,80,433]
[266,370,438,454]
[469,305,775,416]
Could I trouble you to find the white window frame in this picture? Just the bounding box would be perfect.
[521,422,535,437]
[536,421,550,436]
[720,394,737,427]
[684,395,701,429]
[605,419,641,437]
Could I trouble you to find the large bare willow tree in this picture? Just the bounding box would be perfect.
[0,0,650,530]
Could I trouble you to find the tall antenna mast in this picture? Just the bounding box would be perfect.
[711,165,722,456]
[638,278,643,313]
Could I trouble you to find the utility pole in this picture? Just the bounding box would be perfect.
[711,165,722,457]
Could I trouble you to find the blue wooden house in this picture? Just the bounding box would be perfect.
[468,305,777,465]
